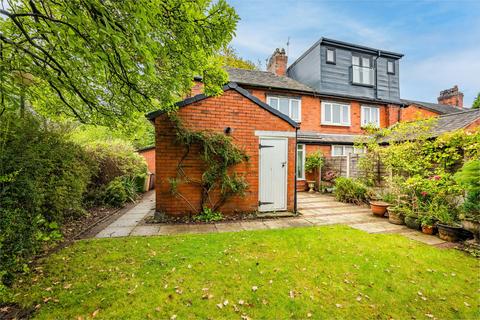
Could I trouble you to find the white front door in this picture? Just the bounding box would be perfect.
[259,137,288,212]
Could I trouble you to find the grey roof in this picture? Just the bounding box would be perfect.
[401,99,464,115]
[146,82,299,128]
[430,108,480,137]
[298,132,367,144]
[226,68,315,93]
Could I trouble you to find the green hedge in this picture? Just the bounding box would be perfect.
[0,113,95,284]
[0,113,148,285]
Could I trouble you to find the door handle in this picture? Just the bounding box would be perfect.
[281,162,286,168]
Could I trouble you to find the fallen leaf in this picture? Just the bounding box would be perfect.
[464,302,470,307]
[155,307,161,312]
[335,303,342,308]
[216,303,223,309]
[425,314,434,318]
[252,286,258,292]
[307,312,312,318]
[63,284,72,289]
[238,299,245,305]
[170,315,177,320]
[356,296,362,302]
[289,290,296,299]
[92,309,100,318]
[223,300,229,306]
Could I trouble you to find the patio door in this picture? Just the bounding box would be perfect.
[259,137,287,212]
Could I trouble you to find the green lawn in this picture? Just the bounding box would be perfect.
[6,226,480,319]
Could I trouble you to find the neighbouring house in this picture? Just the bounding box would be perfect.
[147,37,477,215]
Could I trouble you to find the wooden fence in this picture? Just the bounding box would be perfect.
[321,154,388,184]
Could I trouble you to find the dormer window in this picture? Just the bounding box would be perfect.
[351,54,374,86]
[387,60,395,74]
[326,48,336,64]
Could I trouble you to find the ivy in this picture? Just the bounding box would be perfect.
[167,114,249,213]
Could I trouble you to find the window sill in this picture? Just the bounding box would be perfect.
[321,123,351,127]
[297,178,306,181]
[351,82,375,88]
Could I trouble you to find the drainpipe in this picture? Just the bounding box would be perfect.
[294,127,298,215]
[373,50,381,99]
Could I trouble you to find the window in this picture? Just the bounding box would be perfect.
[351,54,374,86]
[326,48,336,64]
[331,145,366,157]
[267,96,301,122]
[296,144,305,180]
[361,106,380,127]
[321,102,350,126]
[387,60,395,74]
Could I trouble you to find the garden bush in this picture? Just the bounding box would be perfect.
[334,177,371,204]
[0,113,95,284]
[82,140,147,206]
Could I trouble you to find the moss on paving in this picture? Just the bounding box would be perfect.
[7,226,480,319]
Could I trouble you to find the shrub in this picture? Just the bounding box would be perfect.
[193,207,223,222]
[334,177,370,204]
[82,140,147,206]
[454,160,480,222]
[0,113,95,284]
[305,152,324,173]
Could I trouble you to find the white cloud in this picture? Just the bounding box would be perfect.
[401,46,480,107]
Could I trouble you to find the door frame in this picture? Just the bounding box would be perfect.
[258,136,288,212]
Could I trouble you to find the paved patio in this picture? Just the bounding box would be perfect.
[95,191,447,246]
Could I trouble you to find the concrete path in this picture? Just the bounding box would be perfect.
[95,192,447,247]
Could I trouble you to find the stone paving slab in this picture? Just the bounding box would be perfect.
[95,191,448,247]
[130,226,160,236]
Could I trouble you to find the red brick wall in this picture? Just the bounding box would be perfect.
[154,89,296,216]
[465,118,480,132]
[138,148,155,173]
[400,105,439,121]
[247,87,392,133]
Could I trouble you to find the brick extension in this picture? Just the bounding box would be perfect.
[153,89,297,216]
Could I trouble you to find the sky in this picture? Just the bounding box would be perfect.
[228,0,480,107]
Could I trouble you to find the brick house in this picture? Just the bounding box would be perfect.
[147,37,477,215]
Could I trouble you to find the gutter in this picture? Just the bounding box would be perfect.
[294,128,298,214]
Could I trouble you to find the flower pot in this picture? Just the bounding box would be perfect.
[370,201,389,217]
[387,208,404,225]
[405,216,421,230]
[461,220,480,243]
[437,223,471,242]
[422,225,434,235]
[307,180,316,193]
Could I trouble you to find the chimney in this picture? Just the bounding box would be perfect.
[267,48,288,76]
[437,85,464,108]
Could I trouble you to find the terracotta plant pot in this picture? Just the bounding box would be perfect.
[370,201,389,217]
[388,208,404,225]
[461,220,480,243]
[437,224,471,242]
[422,225,434,235]
[405,216,421,230]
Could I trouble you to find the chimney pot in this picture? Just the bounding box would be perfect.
[437,85,464,108]
[267,48,288,76]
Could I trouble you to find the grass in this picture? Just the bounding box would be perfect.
[5,226,480,319]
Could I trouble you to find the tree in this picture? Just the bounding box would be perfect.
[472,93,480,109]
[0,0,238,125]
[219,45,259,70]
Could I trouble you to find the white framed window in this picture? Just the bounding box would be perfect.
[361,105,380,127]
[267,96,301,122]
[321,101,350,126]
[352,54,374,86]
[326,48,336,64]
[296,144,305,180]
[387,60,395,74]
[331,145,365,157]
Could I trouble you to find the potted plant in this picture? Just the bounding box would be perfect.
[370,200,389,217]
[419,214,436,235]
[305,152,324,192]
[434,204,466,242]
[388,205,405,225]
[404,207,421,230]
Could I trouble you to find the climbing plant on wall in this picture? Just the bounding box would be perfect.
[167,114,249,214]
